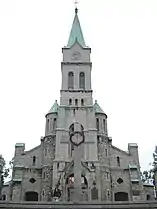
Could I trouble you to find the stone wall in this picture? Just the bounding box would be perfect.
[0,201,157,209]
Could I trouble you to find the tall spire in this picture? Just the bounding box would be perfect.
[67,7,86,48]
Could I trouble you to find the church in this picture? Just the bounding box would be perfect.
[1,8,154,202]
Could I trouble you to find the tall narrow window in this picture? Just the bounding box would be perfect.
[53,118,57,130]
[97,136,100,153]
[96,118,99,131]
[117,156,120,167]
[70,143,74,157]
[103,119,106,132]
[47,119,49,132]
[81,99,84,106]
[57,163,59,170]
[106,172,109,179]
[79,72,85,89]
[68,72,74,89]
[105,148,108,157]
[69,99,72,105]
[44,147,47,156]
[43,172,46,180]
[33,156,36,166]
[75,99,78,106]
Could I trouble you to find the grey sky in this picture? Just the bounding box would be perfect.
[0,0,157,171]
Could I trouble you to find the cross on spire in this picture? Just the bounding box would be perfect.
[74,0,79,14]
[74,0,79,8]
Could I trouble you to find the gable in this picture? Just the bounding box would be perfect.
[13,145,42,169]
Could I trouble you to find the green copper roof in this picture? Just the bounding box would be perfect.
[67,8,86,48]
[48,100,59,114]
[93,100,105,114]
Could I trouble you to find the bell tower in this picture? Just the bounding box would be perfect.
[60,8,93,107]
[52,7,100,202]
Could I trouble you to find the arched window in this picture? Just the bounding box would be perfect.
[81,99,84,106]
[69,99,72,105]
[43,172,46,179]
[117,156,120,167]
[147,194,151,200]
[46,119,49,132]
[68,72,74,89]
[53,118,57,130]
[2,194,6,200]
[96,118,99,131]
[33,156,36,166]
[79,72,85,89]
[44,147,47,156]
[75,99,78,106]
[103,119,106,132]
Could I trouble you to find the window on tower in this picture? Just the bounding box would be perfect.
[79,72,85,89]
[53,118,57,130]
[68,72,74,89]
[96,118,99,131]
[75,99,78,106]
[46,119,49,132]
[81,99,84,106]
[69,99,72,105]
[103,119,106,132]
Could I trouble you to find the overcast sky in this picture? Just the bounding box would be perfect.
[0,0,157,171]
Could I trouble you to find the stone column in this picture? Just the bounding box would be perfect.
[73,123,82,202]
[70,122,84,202]
[73,145,82,202]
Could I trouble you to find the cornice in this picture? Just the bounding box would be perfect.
[61,62,92,66]
[60,89,93,93]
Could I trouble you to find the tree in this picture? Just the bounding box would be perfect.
[141,146,157,198]
[140,146,157,185]
[0,155,9,200]
[152,146,157,196]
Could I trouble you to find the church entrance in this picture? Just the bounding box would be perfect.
[66,173,88,201]
[114,192,129,201]
[25,192,38,201]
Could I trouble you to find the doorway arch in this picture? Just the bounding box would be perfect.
[25,191,38,201]
[115,192,129,201]
[66,173,88,201]
[1,194,6,200]
[147,194,151,200]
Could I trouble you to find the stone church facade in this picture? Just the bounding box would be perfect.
[1,8,154,202]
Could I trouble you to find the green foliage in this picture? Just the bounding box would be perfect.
[0,155,9,186]
[141,146,157,186]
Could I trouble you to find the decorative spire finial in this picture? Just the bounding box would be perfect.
[74,0,78,14]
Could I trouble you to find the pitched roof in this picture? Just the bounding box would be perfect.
[47,100,59,114]
[67,8,86,48]
[93,100,105,114]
